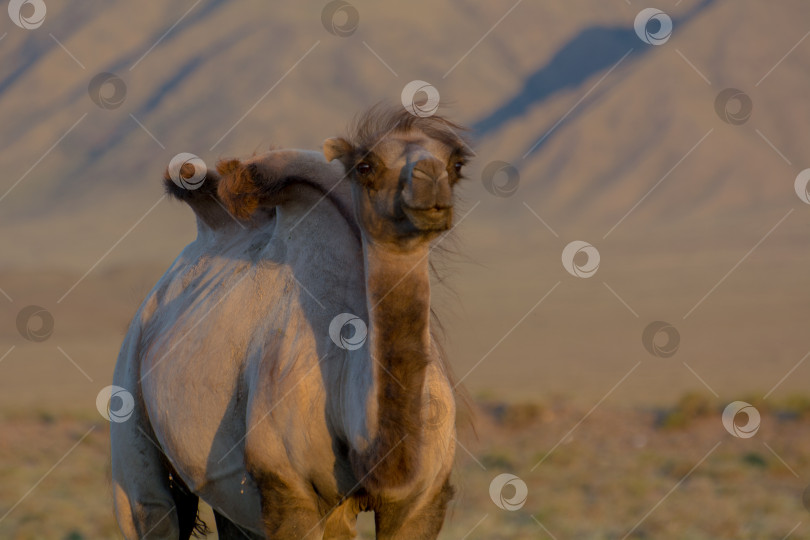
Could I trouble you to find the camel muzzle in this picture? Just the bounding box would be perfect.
[400,157,453,231]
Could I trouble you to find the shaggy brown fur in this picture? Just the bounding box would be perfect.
[345,104,473,160]
[214,159,262,220]
[348,263,433,492]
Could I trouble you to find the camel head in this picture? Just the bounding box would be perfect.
[324,106,472,246]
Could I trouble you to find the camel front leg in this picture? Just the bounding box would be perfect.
[375,478,455,540]
[250,468,326,540]
[322,498,361,539]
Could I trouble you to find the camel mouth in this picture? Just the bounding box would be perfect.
[401,204,452,231]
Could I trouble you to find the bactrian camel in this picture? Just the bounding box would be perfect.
[111,106,472,539]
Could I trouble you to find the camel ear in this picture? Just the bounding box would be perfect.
[216,159,264,220]
[323,137,351,163]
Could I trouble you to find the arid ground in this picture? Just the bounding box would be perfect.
[2,395,809,539]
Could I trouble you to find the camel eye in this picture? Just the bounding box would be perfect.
[356,162,373,176]
[453,161,464,173]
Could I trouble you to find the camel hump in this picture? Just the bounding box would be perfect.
[163,149,352,232]
[216,149,350,221]
[162,154,232,230]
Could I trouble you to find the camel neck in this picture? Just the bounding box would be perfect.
[355,238,432,488]
[364,240,432,355]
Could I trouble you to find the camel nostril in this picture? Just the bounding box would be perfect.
[403,157,453,212]
[404,172,452,211]
[412,157,447,182]
[410,169,446,185]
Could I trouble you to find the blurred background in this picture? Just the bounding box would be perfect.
[1,0,809,538]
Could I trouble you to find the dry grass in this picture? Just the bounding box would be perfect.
[1,395,808,539]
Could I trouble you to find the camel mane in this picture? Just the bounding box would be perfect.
[344,104,474,164]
